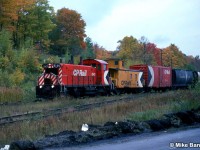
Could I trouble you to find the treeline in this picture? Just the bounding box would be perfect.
[0,0,199,92]
[116,36,200,70]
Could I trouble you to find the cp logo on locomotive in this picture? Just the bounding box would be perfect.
[73,69,87,76]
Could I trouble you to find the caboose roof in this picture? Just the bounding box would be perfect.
[94,59,108,64]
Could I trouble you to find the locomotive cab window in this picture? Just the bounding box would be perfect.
[91,64,96,68]
[97,64,101,70]
[115,61,118,65]
[103,64,107,71]
[45,68,58,75]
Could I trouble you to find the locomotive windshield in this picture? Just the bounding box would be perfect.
[45,68,58,75]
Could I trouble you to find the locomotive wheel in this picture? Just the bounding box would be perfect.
[73,88,81,98]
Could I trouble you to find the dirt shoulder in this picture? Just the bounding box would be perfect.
[9,107,200,150]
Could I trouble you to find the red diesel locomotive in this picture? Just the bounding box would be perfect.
[36,59,112,98]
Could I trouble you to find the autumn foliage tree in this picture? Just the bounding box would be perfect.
[145,43,161,65]
[15,0,55,49]
[162,44,187,68]
[117,36,144,67]
[0,0,32,31]
[93,44,112,59]
[50,8,86,56]
[188,55,200,71]
[0,0,55,49]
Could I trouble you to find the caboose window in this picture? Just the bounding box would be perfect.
[135,74,137,79]
[122,61,124,67]
[110,71,114,77]
[115,61,118,65]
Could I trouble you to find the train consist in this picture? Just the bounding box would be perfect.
[36,58,199,99]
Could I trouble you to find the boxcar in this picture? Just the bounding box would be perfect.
[130,65,172,91]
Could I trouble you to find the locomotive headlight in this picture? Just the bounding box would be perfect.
[39,86,43,89]
[51,85,55,88]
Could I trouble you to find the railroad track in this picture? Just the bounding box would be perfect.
[0,94,146,126]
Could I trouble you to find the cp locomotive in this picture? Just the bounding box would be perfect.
[36,59,113,98]
[36,58,199,99]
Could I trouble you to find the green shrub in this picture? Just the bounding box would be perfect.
[0,87,23,103]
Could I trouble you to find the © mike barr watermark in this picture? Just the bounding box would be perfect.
[170,142,200,148]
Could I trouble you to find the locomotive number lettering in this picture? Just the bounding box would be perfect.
[91,73,96,76]
[121,81,131,86]
[164,70,170,75]
[73,69,87,76]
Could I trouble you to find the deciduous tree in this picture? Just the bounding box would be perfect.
[117,36,143,66]
[50,8,86,56]
[162,44,187,68]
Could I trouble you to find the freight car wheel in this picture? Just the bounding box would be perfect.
[113,89,120,95]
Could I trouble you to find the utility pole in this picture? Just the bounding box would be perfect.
[171,57,172,68]
[160,49,163,66]
[143,43,146,64]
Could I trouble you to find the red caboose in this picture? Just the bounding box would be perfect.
[36,59,112,98]
[129,65,172,91]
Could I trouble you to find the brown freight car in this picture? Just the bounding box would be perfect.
[130,64,172,91]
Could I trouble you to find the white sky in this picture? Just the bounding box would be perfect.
[48,0,200,57]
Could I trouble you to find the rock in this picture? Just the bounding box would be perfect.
[87,124,101,130]
[187,110,200,123]
[45,130,75,138]
[136,122,151,132]
[75,134,93,143]
[115,121,136,133]
[194,112,200,122]
[146,119,165,131]
[159,117,172,129]
[164,114,181,128]
[86,129,107,141]
[10,140,35,150]
[104,121,116,127]
[175,111,195,125]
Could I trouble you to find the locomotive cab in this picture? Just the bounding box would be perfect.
[83,59,111,86]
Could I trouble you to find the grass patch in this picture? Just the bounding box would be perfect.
[0,87,23,103]
[0,95,120,117]
[0,83,200,146]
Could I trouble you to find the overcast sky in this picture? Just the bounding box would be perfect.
[48,0,200,57]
